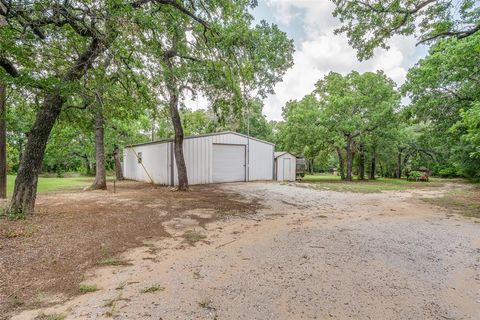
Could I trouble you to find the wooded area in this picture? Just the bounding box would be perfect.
[0,0,479,217]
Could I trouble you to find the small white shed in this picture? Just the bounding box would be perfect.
[123,131,275,186]
[275,152,297,182]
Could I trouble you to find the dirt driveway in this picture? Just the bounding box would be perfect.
[7,181,480,319]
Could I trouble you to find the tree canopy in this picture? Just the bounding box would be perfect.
[332,0,480,59]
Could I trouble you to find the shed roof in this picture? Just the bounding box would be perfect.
[274,151,297,159]
[126,131,275,148]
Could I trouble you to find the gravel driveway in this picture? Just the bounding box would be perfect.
[12,182,480,320]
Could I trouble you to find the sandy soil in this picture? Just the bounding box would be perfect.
[0,181,259,317]
[8,182,480,319]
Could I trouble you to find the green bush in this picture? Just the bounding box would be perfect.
[408,171,422,181]
[437,166,457,178]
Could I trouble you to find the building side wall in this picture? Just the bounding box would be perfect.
[248,139,274,181]
[126,132,275,186]
[173,133,254,185]
[172,137,212,186]
[123,143,170,185]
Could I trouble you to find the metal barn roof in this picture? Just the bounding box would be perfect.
[275,151,297,158]
[126,131,275,148]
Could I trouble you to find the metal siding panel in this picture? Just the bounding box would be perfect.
[196,139,201,184]
[248,140,274,181]
[172,136,210,186]
[133,143,169,185]
[292,154,296,181]
[208,137,213,183]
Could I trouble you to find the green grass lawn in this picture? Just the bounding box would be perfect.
[299,174,445,193]
[6,175,93,197]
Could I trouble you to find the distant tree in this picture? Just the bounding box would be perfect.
[181,109,211,136]
[276,95,328,172]
[332,0,480,60]
[315,71,399,180]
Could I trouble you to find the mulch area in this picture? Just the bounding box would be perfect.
[0,181,259,317]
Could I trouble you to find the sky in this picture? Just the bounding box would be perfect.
[189,0,430,121]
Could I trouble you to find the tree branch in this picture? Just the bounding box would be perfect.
[417,24,480,45]
[0,56,19,77]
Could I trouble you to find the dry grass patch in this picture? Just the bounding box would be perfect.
[79,284,98,293]
[140,284,164,293]
[34,313,65,320]
[98,257,131,266]
[181,229,207,245]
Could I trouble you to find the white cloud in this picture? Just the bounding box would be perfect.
[186,0,428,121]
[261,0,428,120]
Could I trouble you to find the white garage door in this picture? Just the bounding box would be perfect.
[213,144,246,183]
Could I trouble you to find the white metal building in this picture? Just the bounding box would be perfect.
[123,131,275,186]
[274,152,297,182]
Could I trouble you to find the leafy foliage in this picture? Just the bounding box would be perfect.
[332,0,480,60]
[403,33,480,178]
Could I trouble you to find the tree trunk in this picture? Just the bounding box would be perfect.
[369,153,376,180]
[0,82,6,199]
[151,119,155,141]
[8,93,64,214]
[169,90,188,190]
[345,138,353,181]
[164,47,188,191]
[8,38,107,214]
[396,152,402,179]
[83,154,92,176]
[90,106,107,190]
[403,155,410,177]
[358,144,365,180]
[113,144,124,180]
[335,147,345,180]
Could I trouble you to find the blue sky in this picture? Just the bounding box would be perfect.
[250,0,429,120]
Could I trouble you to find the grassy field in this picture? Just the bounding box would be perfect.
[299,174,445,193]
[299,174,480,217]
[5,175,93,197]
